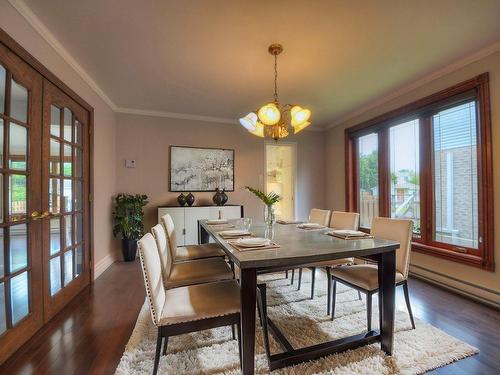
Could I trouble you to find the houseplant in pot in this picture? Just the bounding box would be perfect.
[112,193,149,261]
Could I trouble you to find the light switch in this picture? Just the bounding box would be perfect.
[125,159,136,168]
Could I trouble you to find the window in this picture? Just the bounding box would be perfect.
[345,73,493,270]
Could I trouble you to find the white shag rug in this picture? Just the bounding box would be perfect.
[116,270,478,374]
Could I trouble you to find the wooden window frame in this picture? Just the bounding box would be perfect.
[345,73,494,271]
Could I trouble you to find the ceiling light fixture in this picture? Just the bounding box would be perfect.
[239,44,311,141]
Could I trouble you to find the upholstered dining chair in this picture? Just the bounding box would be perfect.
[161,213,226,262]
[138,233,242,375]
[151,224,233,289]
[329,217,416,330]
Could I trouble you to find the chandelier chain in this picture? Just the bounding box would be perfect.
[274,53,278,102]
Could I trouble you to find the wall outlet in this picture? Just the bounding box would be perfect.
[125,159,136,168]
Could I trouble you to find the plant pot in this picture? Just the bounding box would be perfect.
[122,238,138,262]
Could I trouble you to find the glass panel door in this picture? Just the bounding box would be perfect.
[0,43,43,364]
[265,143,296,220]
[42,81,90,321]
[358,133,379,228]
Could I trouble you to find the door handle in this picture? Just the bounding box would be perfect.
[31,210,50,220]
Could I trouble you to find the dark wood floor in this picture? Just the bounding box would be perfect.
[0,261,498,374]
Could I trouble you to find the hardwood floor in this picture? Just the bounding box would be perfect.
[0,261,498,374]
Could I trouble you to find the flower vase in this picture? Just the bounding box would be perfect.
[264,204,276,228]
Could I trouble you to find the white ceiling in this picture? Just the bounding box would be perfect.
[18,0,500,128]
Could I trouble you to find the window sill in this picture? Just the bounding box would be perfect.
[412,242,494,271]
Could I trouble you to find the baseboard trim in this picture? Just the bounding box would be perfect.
[94,253,116,280]
[409,265,500,310]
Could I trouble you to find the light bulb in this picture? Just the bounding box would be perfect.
[291,106,311,127]
[257,103,281,125]
[239,112,258,131]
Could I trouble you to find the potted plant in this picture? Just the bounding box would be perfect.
[244,186,281,226]
[112,194,149,261]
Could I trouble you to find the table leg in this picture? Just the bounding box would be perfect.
[240,268,257,375]
[198,221,210,244]
[378,250,395,355]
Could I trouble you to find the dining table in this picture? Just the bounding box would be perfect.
[198,220,400,375]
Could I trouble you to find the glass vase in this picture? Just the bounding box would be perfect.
[264,204,276,227]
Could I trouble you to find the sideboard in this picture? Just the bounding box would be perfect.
[157,205,244,246]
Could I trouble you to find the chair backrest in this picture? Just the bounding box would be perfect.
[160,213,178,259]
[137,233,165,327]
[151,224,173,283]
[370,217,413,279]
[309,208,331,226]
[330,211,360,230]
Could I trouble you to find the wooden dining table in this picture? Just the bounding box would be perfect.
[199,220,400,375]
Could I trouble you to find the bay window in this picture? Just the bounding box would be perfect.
[345,73,493,270]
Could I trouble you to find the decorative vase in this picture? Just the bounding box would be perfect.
[264,204,276,227]
[221,189,228,205]
[213,188,224,206]
[186,192,195,206]
[177,193,187,206]
[121,239,137,262]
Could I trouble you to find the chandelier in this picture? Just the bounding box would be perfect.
[239,44,311,141]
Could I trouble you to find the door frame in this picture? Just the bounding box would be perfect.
[264,141,297,220]
[0,27,95,281]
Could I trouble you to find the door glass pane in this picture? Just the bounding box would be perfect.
[50,218,61,255]
[0,283,6,334]
[50,105,60,137]
[64,215,72,248]
[75,148,83,178]
[75,246,82,276]
[390,119,420,235]
[9,123,27,170]
[265,144,295,220]
[358,133,379,228]
[0,229,3,277]
[49,139,60,175]
[0,65,5,114]
[9,174,27,221]
[63,179,72,212]
[74,213,83,244]
[63,144,72,176]
[10,271,29,325]
[64,251,73,285]
[74,120,82,145]
[10,79,28,123]
[10,224,27,273]
[0,119,3,166]
[50,256,61,296]
[74,180,82,211]
[433,101,478,249]
[49,178,61,214]
[63,108,72,142]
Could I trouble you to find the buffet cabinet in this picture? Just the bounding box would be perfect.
[157,205,244,246]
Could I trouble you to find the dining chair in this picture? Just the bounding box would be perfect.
[151,224,233,289]
[161,213,226,262]
[138,233,242,375]
[329,217,416,330]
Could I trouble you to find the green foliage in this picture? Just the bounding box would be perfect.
[112,194,148,240]
[407,171,419,186]
[244,186,281,206]
[359,151,378,191]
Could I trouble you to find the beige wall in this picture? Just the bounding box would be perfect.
[0,2,118,278]
[115,114,326,231]
[325,50,500,304]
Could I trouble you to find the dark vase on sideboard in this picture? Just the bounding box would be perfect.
[213,188,224,206]
[177,193,187,206]
[186,192,195,206]
[221,189,228,205]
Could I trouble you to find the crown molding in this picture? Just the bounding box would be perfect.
[8,0,117,111]
[115,107,236,124]
[325,40,500,129]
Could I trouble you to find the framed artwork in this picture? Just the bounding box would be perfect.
[169,146,235,192]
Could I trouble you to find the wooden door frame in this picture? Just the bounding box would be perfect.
[0,27,95,281]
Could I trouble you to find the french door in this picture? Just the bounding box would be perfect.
[0,42,91,363]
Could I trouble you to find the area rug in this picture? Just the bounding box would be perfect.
[115,270,478,374]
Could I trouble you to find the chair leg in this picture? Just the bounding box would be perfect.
[236,321,242,370]
[309,267,316,299]
[403,281,416,329]
[357,290,362,300]
[367,293,372,331]
[331,280,337,321]
[161,335,169,356]
[285,270,288,279]
[231,324,236,340]
[298,268,303,290]
[291,269,295,285]
[326,268,332,315]
[153,329,163,375]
